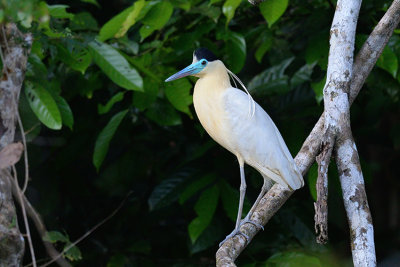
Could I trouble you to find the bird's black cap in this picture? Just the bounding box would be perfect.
[194,47,218,62]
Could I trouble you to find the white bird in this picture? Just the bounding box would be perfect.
[165,48,304,246]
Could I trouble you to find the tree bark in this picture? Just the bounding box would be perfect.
[217,1,400,265]
[0,23,32,266]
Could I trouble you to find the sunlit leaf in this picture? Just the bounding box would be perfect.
[222,0,242,25]
[93,109,128,171]
[89,40,143,91]
[139,1,173,41]
[54,95,74,130]
[25,81,62,130]
[98,0,146,41]
[188,184,219,243]
[259,0,288,27]
[47,4,74,19]
[98,92,125,114]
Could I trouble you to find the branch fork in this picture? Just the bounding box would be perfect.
[216,1,400,266]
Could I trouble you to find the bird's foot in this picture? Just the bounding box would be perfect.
[219,229,249,247]
[240,215,264,230]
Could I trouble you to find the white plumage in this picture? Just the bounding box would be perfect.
[193,60,303,190]
[166,49,304,246]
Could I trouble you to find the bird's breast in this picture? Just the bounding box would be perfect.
[193,81,234,153]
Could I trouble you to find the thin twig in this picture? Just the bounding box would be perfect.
[11,166,37,267]
[39,192,133,267]
[10,178,72,267]
[16,100,30,193]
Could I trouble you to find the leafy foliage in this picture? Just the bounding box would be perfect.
[3,0,399,265]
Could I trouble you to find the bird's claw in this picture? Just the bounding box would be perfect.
[240,217,264,230]
[219,229,249,247]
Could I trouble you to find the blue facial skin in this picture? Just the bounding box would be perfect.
[165,59,208,82]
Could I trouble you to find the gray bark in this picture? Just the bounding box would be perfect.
[0,23,32,266]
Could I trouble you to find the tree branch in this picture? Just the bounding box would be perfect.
[336,132,376,266]
[0,23,32,266]
[216,0,400,265]
[314,137,333,244]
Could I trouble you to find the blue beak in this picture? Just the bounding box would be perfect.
[165,61,204,82]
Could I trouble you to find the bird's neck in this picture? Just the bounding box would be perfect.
[195,65,231,93]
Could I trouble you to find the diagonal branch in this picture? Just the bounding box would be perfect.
[314,136,333,244]
[217,0,400,265]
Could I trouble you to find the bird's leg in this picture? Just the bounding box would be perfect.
[219,160,249,247]
[240,178,271,230]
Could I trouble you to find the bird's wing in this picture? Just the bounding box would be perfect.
[222,87,304,189]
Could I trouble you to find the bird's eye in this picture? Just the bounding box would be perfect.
[201,60,207,66]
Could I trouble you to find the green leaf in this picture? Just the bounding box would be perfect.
[190,220,223,254]
[248,57,294,96]
[255,35,273,63]
[146,100,182,126]
[290,62,316,88]
[64,243,82,261]
[19,92,41,142]
[98,0,146,42]
[224,31,246,73]
[25,81,62,130]
[179,173,217,204]
[305,33,329,70]
[70,12,98,31]
[54,95,74,130]
[89,40,143,91]
[93,110,128,171]
[132,77,159,111]
[171,0,191,11]
[311,76,326,104]
[43,231,68,243]
[165,78,193,117]
[222,0,242,25]
[259,0,288,27]
[139,1,173,41]
[266,251,322,267]
[148,167,197,210]
[307,163,318,201]
[188,184,219,243]
[98,92,125,114]
[80,0,100,7]
[56,44,92,74]
[220,179,250,221]
[377,46,398,78]
[47,4,74,19]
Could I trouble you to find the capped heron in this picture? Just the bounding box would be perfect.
[165,48,304,246]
